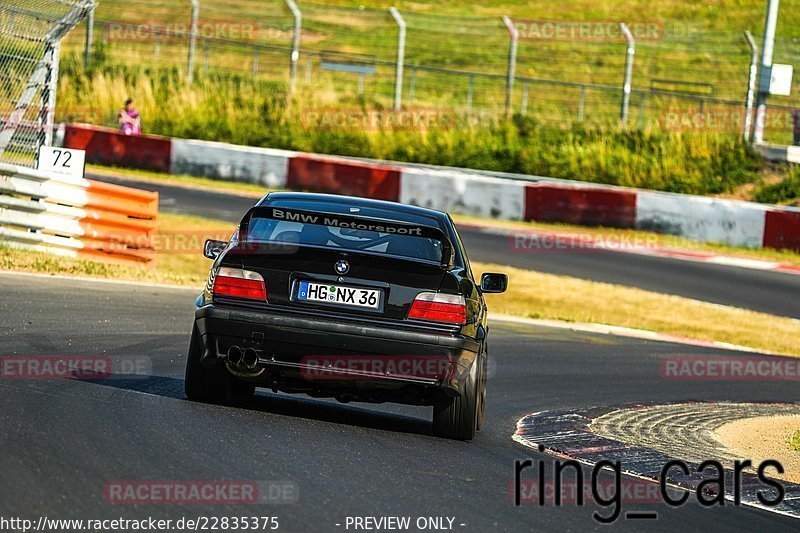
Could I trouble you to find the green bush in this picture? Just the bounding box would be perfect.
[58,59,766,197]
[754,167,800,204]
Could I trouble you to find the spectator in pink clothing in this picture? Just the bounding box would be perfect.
[118,97,141,136]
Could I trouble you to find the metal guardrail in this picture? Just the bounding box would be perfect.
[0,161,158,265]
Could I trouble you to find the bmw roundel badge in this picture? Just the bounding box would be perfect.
[334,259,350,275]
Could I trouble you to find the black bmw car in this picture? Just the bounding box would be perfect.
[185,192,508,440]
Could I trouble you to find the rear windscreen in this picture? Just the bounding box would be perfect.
[246,218,445,263]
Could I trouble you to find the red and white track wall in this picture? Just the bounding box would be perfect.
[62,124,800,251]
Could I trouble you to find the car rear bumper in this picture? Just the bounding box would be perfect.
[194,304,481,397]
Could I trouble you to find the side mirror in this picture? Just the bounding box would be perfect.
[203,239,227,260]
[480,273,508,294]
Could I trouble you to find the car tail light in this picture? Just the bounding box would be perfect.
[213,267,267,301]
[408,292,466,325]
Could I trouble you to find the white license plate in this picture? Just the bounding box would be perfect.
[297,281,381,309]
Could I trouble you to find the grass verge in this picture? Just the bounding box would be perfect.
[0,213,232,287]
[754,167,800,206]
[1,212,798,356]
[453,214,800,267]
[475,262,799,356]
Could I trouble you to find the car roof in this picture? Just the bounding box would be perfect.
[259,192,450,227]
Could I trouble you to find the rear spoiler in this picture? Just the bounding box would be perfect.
[238,205,455,267]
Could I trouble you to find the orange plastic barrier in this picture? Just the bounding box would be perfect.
[77,179,159,266]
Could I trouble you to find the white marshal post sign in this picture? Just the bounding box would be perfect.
[36,146,86,179]
[768,63,794,96]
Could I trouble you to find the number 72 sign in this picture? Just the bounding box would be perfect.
[36,146,86,179]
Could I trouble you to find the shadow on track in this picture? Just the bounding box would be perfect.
[75,374,435,437]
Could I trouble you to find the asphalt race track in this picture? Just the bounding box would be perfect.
[1,272,798,531]
[90,173,800,319]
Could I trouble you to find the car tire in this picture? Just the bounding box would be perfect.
[432,352,482,441]
[184,324,233,404]
[476,349,488,432]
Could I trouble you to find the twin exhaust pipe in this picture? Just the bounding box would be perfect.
[226,345,259,371]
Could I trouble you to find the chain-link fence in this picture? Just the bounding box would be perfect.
[59,0,800,143]
[763,36,800,145]
[0,0,95,167]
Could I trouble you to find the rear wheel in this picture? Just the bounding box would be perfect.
[432,351,484,441]
[476,350,488,431]
[185,324,237,404]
